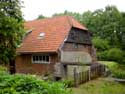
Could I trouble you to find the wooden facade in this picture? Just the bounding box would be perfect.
[66,27,92,45]
[15,53,58,75]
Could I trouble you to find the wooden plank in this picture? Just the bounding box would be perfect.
[73,67,77,87]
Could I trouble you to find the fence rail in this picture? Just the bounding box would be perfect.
[73,63,105,86]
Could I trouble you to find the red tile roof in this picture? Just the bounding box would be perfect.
[17,16,88,53]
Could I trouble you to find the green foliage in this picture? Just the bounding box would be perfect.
[99,61,125,79]
[107,48,123,63]
[0,66,7,72]
[61,79,74,87]
[0,72,71,94]
[52,10,83,24]
[0,0,24,64]
[92,37,110,51]
[89,6,122,42]
[99,61,118,70]
[112,69,125,79]
[121,51,125,64]
[111,64,125,79]
[37,14,46,19]
[97,51,108,61]
[97,48,123,63]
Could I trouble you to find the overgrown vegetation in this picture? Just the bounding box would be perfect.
[0,67,71,94]
[72,78,125,94]
[61,79,74,87]
[100,61,125,79]
[97,48,123,63]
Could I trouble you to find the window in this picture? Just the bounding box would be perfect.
[38,32,45,39]
[32,55,50,64]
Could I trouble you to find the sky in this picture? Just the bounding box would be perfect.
[21,0,125,21]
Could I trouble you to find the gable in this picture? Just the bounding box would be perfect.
[66,27,92,44]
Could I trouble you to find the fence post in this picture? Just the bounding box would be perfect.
[89,67,91,81]
[73,67,77,87]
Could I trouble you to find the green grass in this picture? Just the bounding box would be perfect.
[72,77,125,94]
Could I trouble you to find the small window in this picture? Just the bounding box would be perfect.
[38,32,45,39]
[32,55,50,64]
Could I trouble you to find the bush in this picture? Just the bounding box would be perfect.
[112,69,125,79]
[122,51,125,64]
[0,72,71,94]
[0,66,8,76]
[99,61,125,79]
[98,48,123,63]
[97,51,108,61]
[99,61,118,70]
[92,37,110,51]
[0,66,7,72]
[61,79,74,87]
[107,48,123,63]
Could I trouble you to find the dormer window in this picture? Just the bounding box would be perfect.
[38,32,45,39]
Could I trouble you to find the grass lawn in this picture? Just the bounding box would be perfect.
[72,77,125,94]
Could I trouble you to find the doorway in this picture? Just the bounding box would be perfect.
[9,60,16,74]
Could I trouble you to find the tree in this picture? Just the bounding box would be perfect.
[92,37,110,51]
[52,10,83,23]
[0,0,24,64]
[89,6,122,47]
[120,12,125,50]
[37,14,46,19]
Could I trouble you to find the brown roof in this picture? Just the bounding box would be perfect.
[17,16,88,53]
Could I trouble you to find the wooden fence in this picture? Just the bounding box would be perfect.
[73,63,105,86]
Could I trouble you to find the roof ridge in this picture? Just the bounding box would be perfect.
[26,15,70,22]
[66,16,73,27]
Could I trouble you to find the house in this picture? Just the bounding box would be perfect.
[13,16,97,77]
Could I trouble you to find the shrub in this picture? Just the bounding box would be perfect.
[107,48,123,63]
[0,72,71,94]
[92,37,110,51]
[98,48,123,63]
[97,51,108,61]
[122,51,125,64]
[61,79,74,87]
[99,61,125,79]
[99,61,118,70]
[112,69,125,79]
[0,66,7,72]
[0,66,8,76]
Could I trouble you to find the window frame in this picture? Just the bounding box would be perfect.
[32,54,50,64]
